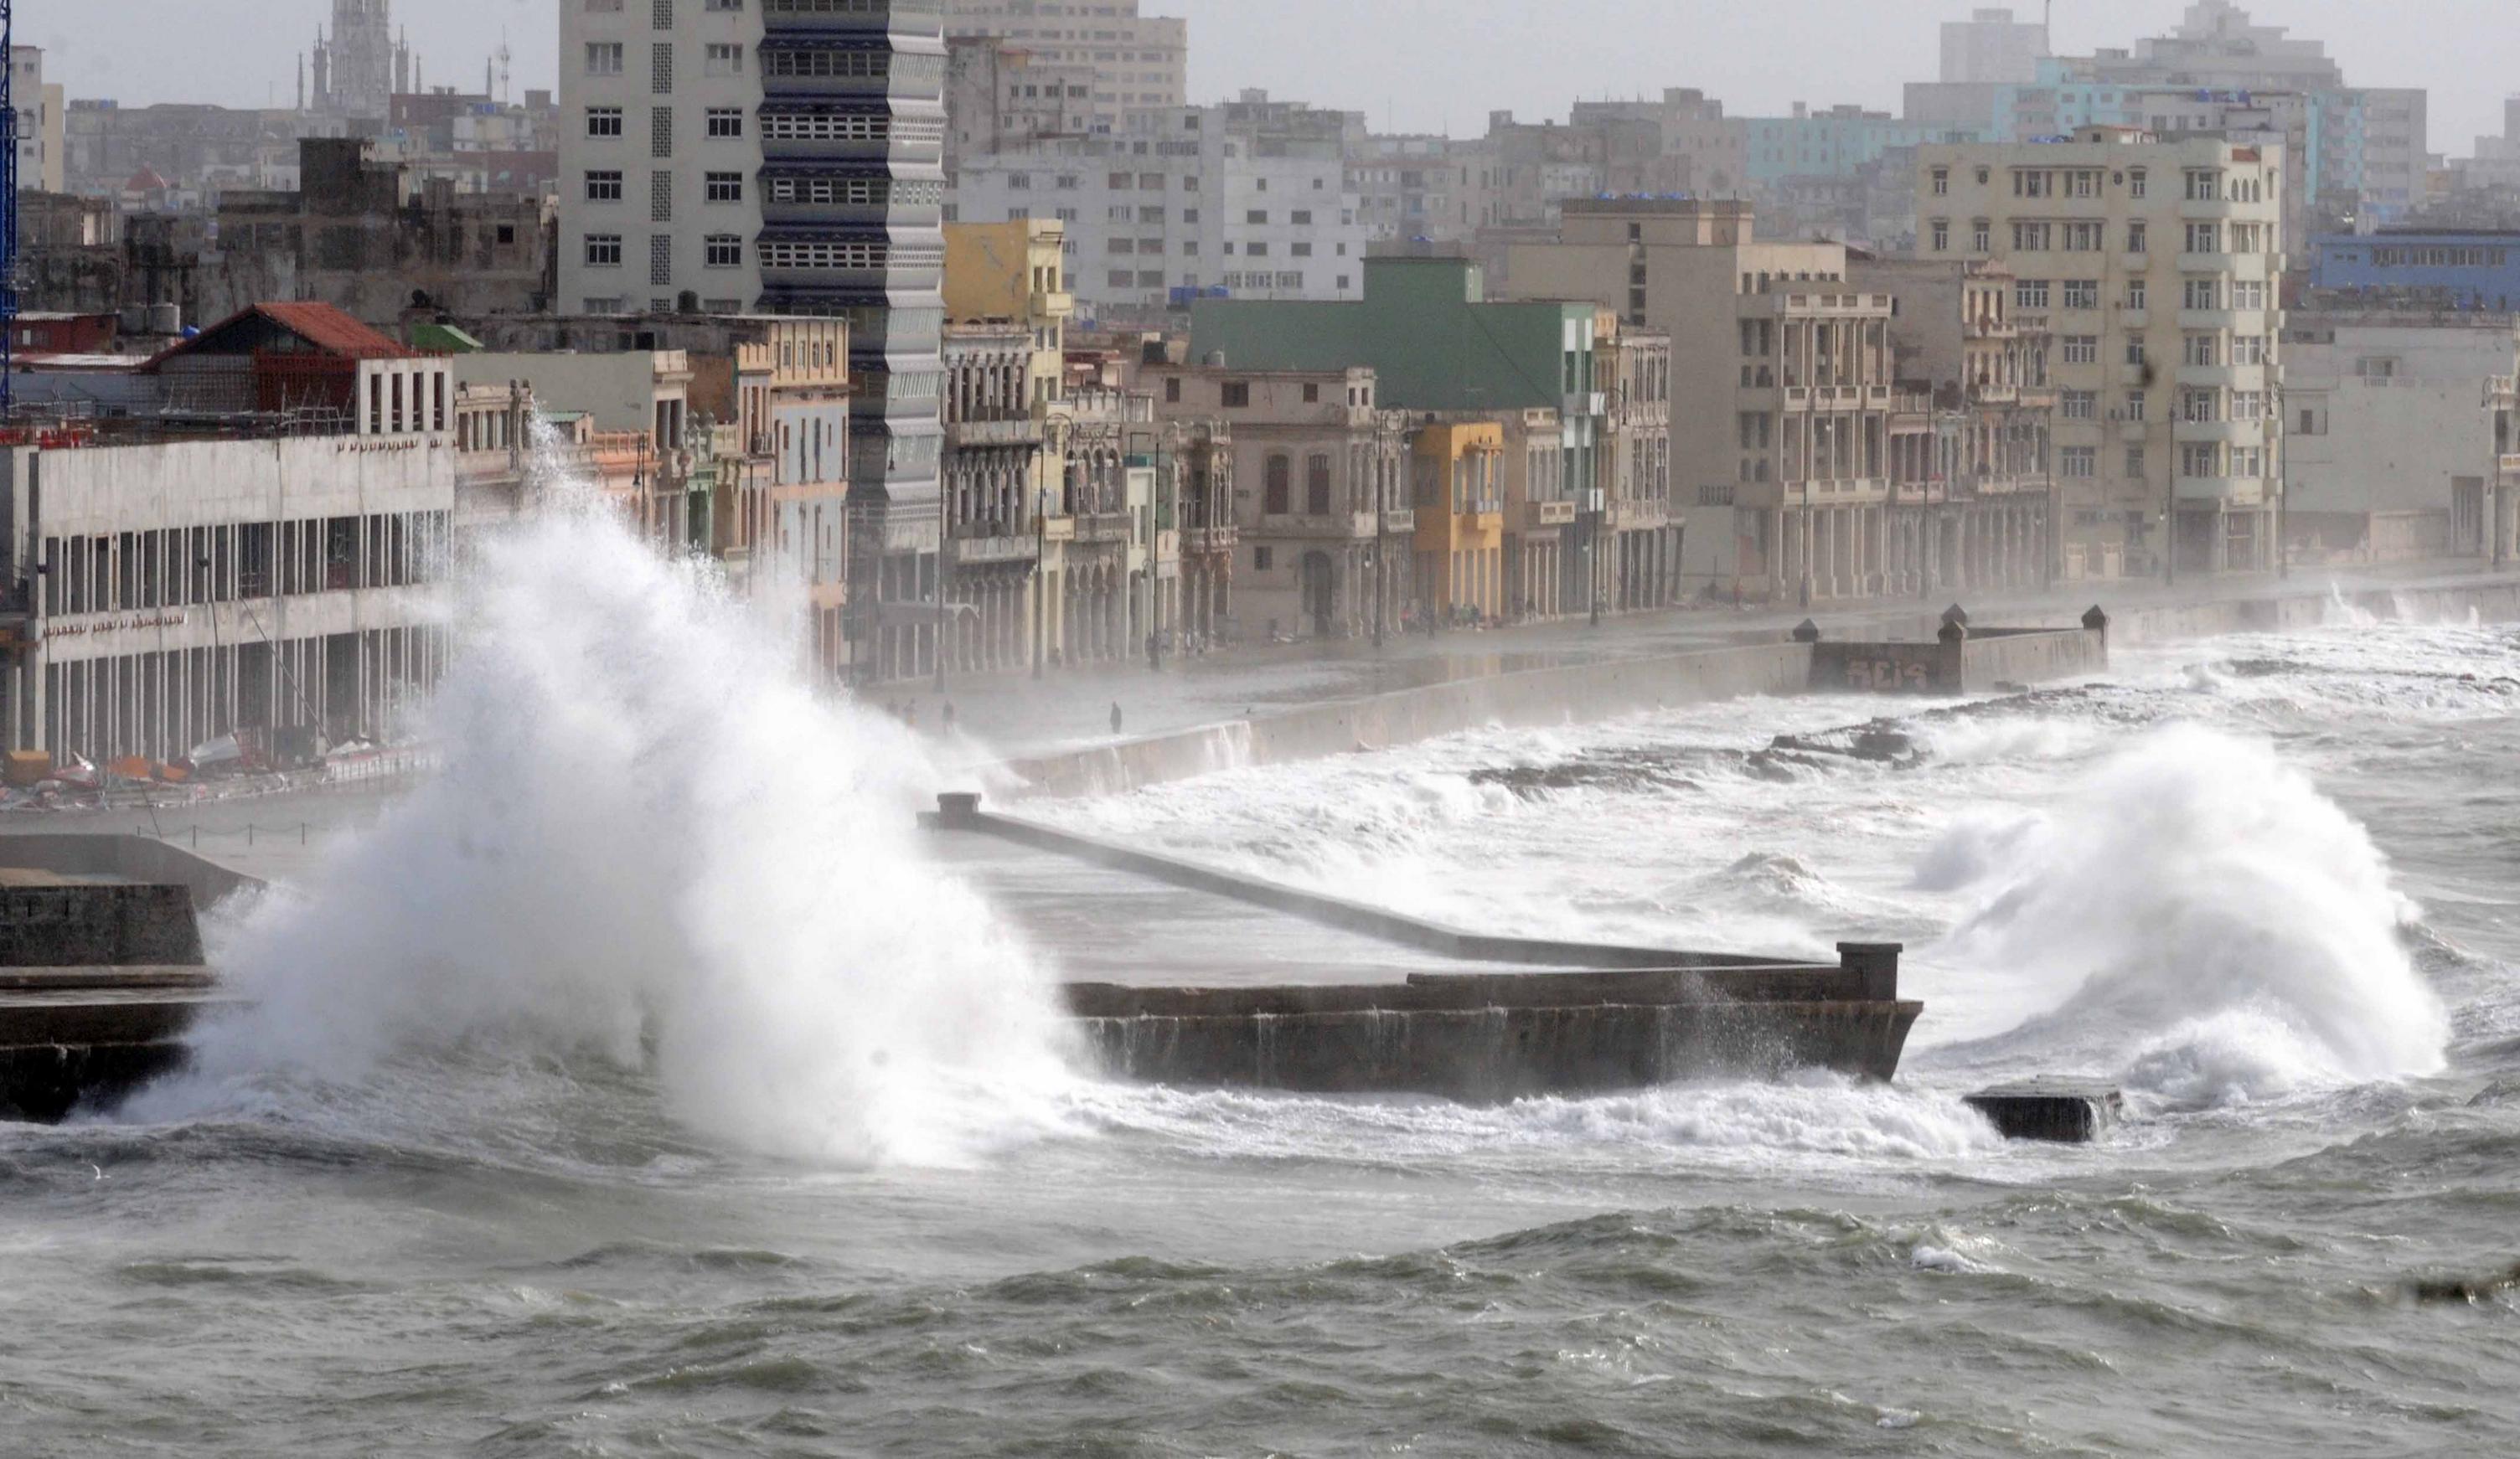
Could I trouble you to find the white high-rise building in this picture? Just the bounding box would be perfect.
[1940,8,2048,85]
[952,90,1369,320]
[944,0,1185,134]
[1920,128,2288,578]
[560,0,950,636]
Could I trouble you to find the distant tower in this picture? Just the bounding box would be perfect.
[310,0,404,120]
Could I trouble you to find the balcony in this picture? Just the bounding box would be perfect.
[1039,514,1077,544]
[947,415,1046,447]
[1381,508,1418,535]
[2121,251,2152,273]
[2117,417,2151,442]
[2173,417,2264,445]
[2117,306,2149,329]
[2502,453,2520,479]
[2177,308,2243,331]
[1076,512,1133,544]
[1031,291,1076,321]
[1180,524,1240,554]
[1563,392,1608,419]
[1257,512,1376,539]
[1963,317,2017,340]
[2178,195,2245,220]
[1526,498,1578,528]
[947,533,1039,567]
[2175,476,2268,506]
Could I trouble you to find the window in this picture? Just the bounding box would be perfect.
[2124,391,2147,422]
[2017,280,2050,310]
[1223,381,1251,409]
[2231,446,2264,477]
[706,172,742,203]
[2062,335,2098,364]
[705,235,741,268]
[1246,209,1268,224]
[1931,167,1949,196]
[2062,279,2099,310]
[2062,389,2097,420]
[1930,219,1949,252]
[2232,334,2265,366]
[2125,333,2147,366]
[2129,168,2148,199]
[2060,446,2097,477]
[2125,280,2147,311]
[588,106,625,138]
[706,108,743,139]
[2011,221,2052,251]
[586,43,625,76]
[2063,222,2103,252]
[2185,169,2221,202]
[1291,242,1313,257]
[2231,279,2267,311]
[1253,546,1273,571]
[2181,387,2220,423]
[2125,446,2147,478]
[2229,224,2263,254]
[2231,390,2265,422]
[586,233,624,267]
[1305,454,1332,515]
[2183,334,2218,368]
[1246,242,1269,257]
[2185,223,2221,255]
[2182,442,2222,478]
[705,44,743,75]
[1291,209,1313,225]
[2127,220,2148,254]
[586,170,623,202]
[1263,452,1290,512]
[1971,220,1991,253]
[2183,278,2220,311]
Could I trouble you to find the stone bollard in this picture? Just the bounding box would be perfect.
[1838,941,1904,1002]
[936,791,984,827]
[1790,618,1823,644]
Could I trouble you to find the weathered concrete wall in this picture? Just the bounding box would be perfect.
[1810,639,1959,694]
[1077,997,1921,1100]
[0,834,263,910]
[0,884,205,967]
[1960,627,2108,688]
[1006,640,1814,797]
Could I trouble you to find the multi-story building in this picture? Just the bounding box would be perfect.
[1186,251,1621,621]
[1408,421,1506,627]
[11,47,65,193]
[2281,308,2520,564]
[944,36,1095,178]
[1920,128,2287,577]
[1,304,455,766]
[559,0,948,678]
[1603,325,1680,611]
[941,320,1043,676]
[942,0,1186,134]
[1848,254,2058,590]
[1139,361,1410,643]
[2306,231,2520,313]
[1510,198,1898,606]
[951,90,1371,321]
[1942,8,2048,85]
[451,346,700,543]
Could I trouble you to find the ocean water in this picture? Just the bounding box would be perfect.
[7,475,2519,1454]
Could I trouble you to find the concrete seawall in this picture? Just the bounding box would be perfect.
[998,575,2520,799]
[0,885,206,967]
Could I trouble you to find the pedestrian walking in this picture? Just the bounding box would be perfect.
[1110,702,1124,736]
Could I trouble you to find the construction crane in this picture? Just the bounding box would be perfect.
[2,0,18,412]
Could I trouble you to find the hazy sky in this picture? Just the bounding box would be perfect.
[28,0,2520,154]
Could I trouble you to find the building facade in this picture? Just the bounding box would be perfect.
[12,47,65,194]
[942,0,1186,135]
[307,0,415,122]
[1510,198,1898,606]
[1920,129,2287,576]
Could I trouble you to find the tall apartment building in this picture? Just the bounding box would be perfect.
[1919,129,2287,577]
[10,47,65,193]
[943,0,1185,134]
[952,91,1370,320]
[560,0,950,677]
[944,35,1095,176]
[1510,199,1900,606]
[1941,8,2048,85]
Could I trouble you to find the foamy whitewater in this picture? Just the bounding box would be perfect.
[10,547,2520,1453]
[144,451,1079,1166]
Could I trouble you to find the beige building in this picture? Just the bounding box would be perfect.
[1510,198,1899,606]
[1848,255,2058,592]
[941,321,1044,676]
[1918,128,2287,576]
[1140,363,1412,643]
[1603,325,1681,611]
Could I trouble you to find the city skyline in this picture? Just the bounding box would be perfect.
[28,0,2520,157]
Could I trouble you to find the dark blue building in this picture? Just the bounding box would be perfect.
[2309,231,2520,312]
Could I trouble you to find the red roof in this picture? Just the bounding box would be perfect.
[124,167,170,192]
[143,302,421,371]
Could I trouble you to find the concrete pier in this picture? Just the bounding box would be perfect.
[935,797,1924,1098]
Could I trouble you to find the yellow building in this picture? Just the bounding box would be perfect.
[943,218,1074,411]
[1412,420,1507,626]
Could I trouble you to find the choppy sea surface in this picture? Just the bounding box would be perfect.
[9,605,2520,1456]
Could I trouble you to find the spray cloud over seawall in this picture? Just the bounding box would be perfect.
[1930,723,2449,1102]
[165,430,1078,1166]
